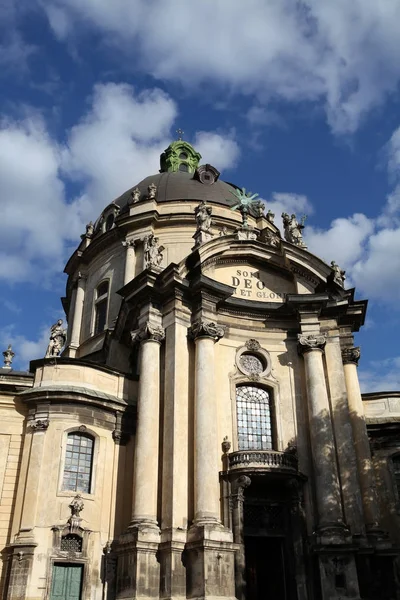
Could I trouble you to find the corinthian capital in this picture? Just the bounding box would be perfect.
[131,322,165,344]
[298,333,326,355]
[188,320,225,341]
[341,346,361,365]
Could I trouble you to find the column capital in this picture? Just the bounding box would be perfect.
[342,346,361,366]
[29,418,49,432]
[188,320,225,341]
[72,271,87,286]
[122,238,137,249]
[297,333,326,355]
[131,321,165,344]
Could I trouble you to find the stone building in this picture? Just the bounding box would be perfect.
[0,139,399,600]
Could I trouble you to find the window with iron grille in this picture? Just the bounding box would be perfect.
[236,385,272,450]
[60,534,83,553]
[62,433,94,493]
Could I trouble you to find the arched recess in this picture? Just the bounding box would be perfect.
[229,341,283,452]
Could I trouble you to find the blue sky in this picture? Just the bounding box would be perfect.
[1,0,400,391]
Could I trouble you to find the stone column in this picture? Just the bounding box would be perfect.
[159,313,190,600]
[324,336,365,539]
[122,239,137,285]
[7,416,49,600]
[130,321,165,528]
[115,321,164,600]
[68,273,86,353]
[186,320,237,600]
[188,320,225,525]
[342,347,382,536]
[298,334,347,540]
[230,475,251,600]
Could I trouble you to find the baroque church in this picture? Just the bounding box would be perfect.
[0,138,399,600]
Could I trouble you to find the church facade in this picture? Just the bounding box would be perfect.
[0,140,399,600]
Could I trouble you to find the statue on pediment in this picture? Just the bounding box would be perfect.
[331,261,346,286]
[282,213,307,248]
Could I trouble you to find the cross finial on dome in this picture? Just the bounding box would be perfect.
[176,128,184,140]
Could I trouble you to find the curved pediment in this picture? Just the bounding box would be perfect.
[204,261,295,303]
[182,235,333,303]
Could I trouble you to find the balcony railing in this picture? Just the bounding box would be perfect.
[228,450,298,474]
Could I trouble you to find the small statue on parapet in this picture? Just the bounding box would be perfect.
[195,200,212,233]
[129,187,141,204]
[330,261,346,287]
[147,183,157,200]
[281,213,307,248]
[2,345,15,369]
[193,200,214,248]
[45,320,67,358]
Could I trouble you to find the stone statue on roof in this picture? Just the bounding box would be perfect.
[282,213,307,248]
[195,200,212,233]
[45,320,67,358]
[331,261,346,286]
[148,183,157,200]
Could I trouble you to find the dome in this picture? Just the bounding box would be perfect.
[113,171,240,213]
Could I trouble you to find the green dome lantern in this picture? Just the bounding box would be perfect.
[160,140,202,174]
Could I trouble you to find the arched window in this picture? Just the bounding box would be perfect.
[392,454,400,500]
[62,432,94,493]
[179,152,188,160]
[179,163,189,172]
[94,281,109,335]
[105,214,114,231]
[236,385,273,450]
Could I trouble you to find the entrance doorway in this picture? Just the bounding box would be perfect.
[245,536,287,600]
[50,563,83,600]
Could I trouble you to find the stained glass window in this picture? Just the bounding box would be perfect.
[236,385,272,450]
[62,433,94,493]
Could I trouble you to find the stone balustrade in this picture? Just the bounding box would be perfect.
[228,450,298,473]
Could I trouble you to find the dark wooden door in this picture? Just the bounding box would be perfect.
[245,537,287,600]
[51,564,83,600]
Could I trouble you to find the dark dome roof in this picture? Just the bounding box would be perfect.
[114,171,239,212]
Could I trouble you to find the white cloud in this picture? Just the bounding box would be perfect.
[0,115,69,282]
[359,357,400,393]
[0,82,239,283]
[40,0,400,134]
[0,323,51,369]
[307,214,374,268]
[352,227,400,302]
[194,131,240,172]
[62,83,178,224]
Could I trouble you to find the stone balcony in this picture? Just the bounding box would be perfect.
[228,450,298,474]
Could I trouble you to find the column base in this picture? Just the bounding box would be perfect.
[115,526,160,599]
[6,540,37,600]
[185,524,238,600]
[366,525,391,548]
[315,522,352,545]
[159,528,187,600]
[315,548,361,600]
